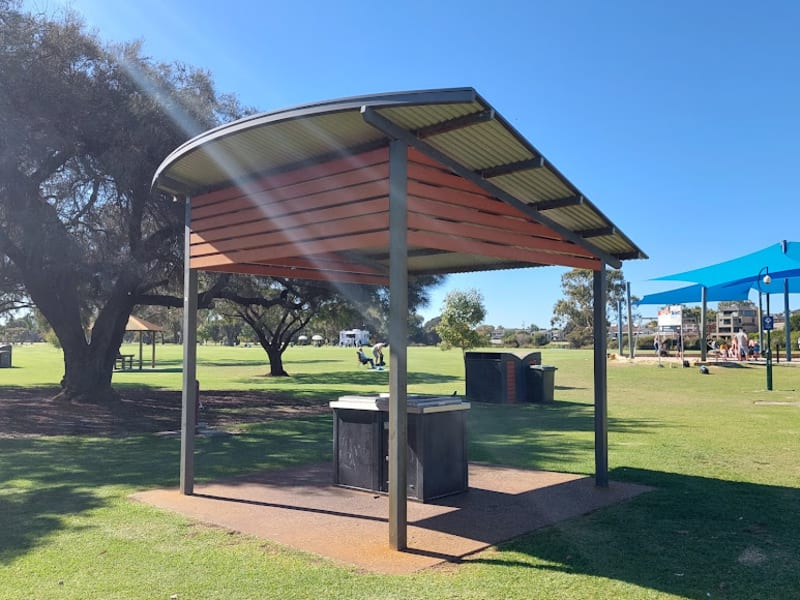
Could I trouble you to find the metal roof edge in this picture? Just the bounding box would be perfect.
[151,88,478,193]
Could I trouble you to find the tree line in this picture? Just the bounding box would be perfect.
[0,2,440,402]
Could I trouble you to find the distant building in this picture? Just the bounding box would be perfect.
[338,329,371,347]
[490,327,505,345]
[714,302,758,337]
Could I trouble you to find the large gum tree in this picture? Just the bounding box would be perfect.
[0,4,245,401]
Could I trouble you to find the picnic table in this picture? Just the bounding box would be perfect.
[114,354,135,370]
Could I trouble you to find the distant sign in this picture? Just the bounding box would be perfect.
[762,315,774,331]
[658,305,683,328]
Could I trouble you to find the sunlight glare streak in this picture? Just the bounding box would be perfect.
[129,68,396,299]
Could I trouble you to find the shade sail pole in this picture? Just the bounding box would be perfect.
[626,282,634,359]
[593,268,609,487]
[180,195,198,495]
[785,279,792,362]
[388,139,409,550]
[758,290,764,352]
[700,286,708,362]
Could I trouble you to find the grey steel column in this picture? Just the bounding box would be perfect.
[626,281,634,359]
[617,299,623,354]
[180,196,198,495]
[593,268,609,487]
[758,291,764,352]
[784,278,791,362]
[388,140,408,550]
[700,286,708,362]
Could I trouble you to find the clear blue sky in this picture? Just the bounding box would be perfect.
[34,0,800,327]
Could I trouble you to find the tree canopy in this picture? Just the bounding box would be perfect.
[0,4,247,400]
[0,3,446,401]
[551,268,627,348]
[436,289,487,354]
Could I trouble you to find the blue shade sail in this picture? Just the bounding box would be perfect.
[654,241,800,288]
[635,281,753,306]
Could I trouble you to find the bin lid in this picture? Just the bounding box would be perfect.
[331,393,469,412]
[376,395,469,413]
[530,365,557,371]
[329,395,382,410]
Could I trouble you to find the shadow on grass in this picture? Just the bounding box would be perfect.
[237,369,460,388]
[467,400,666,467]
[0,416,332,564]
[465,467,800,599]
[4,402,798,598]
[0,434,180,563]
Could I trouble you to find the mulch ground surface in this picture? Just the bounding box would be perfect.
[134,464,651,574]
[0,387,327,438]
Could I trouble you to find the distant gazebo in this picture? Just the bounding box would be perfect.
[126,315,165,370]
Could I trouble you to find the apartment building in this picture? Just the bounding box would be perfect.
[715,302,758,337]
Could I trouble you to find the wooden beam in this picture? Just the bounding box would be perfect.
[192,165,390,221]
[361,109,621,268]
[191,147,390,207]
[408,195,564,240]
[407,230,601,270]
[190,213,390,257]
[201,263,388,285]
[407,212,593,258]
[190,231,390,268]
[191,197,389,245]
[407,179,519,218]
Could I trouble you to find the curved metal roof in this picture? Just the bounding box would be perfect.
[153,88,645,281]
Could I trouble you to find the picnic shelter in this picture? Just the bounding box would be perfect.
[152,88,646,550]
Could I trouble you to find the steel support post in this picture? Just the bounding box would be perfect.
[700,286,708,362]
[180,196,198,495]
[784,279,791,362]
[388,140,409,550]
[593,269,609,487]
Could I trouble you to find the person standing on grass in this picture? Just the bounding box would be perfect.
[736,329,749,361]
[372,342,386,366]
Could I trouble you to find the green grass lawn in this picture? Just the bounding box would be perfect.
[1,343,799,599]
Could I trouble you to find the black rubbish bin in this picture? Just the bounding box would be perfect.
[527,365,557,403]
[0,344,11,368]
[465,351,541,403]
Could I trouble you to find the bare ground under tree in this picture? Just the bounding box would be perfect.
[0,387,329,438]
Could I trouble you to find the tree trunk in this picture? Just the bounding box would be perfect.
[56,339,118,403]
[27,265,134,403]
[265,345,289,377]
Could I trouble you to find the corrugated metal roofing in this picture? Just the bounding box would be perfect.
[153,87,645,282]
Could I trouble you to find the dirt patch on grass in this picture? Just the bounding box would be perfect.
[0,386,329,438]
